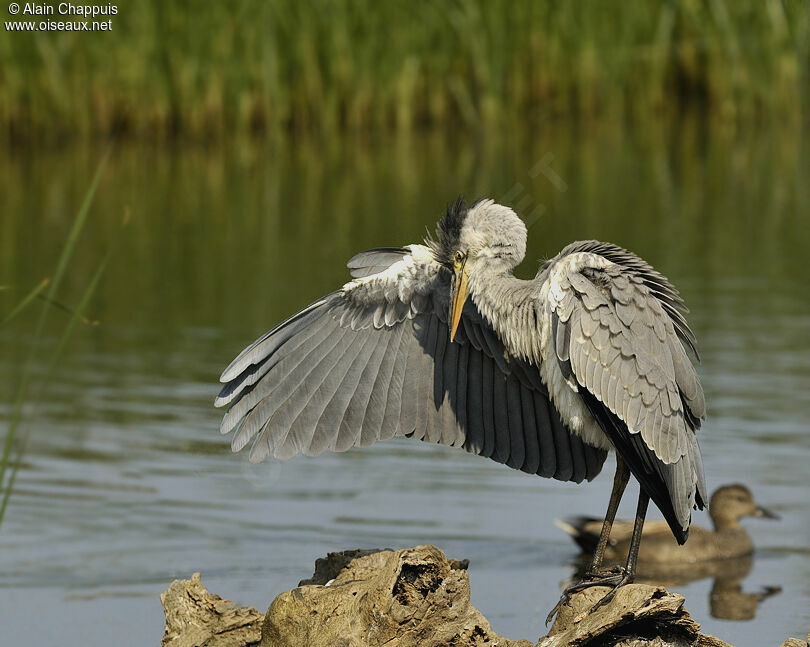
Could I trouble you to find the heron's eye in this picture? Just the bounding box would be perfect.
[454,251,464,263]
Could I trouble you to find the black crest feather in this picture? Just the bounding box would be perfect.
[426,197,469,267]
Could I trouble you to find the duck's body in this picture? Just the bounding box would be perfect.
[558,517,753,564]
[557,484,777,565]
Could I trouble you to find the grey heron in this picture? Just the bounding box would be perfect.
[215,198,707,617]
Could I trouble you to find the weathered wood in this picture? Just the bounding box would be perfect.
[541,584,732,647]
[160,546,745,647]
[262,544,531,647]
[779,634,810,647]
[160,573,263,647]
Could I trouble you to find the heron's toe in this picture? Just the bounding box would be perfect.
[585,564,626,579]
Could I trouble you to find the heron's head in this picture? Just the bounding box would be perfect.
[427,198,527,341]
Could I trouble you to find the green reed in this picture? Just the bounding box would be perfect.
[1,0,808,140]
[0,154,115,528]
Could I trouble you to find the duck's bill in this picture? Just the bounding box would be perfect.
[754,505,780,520]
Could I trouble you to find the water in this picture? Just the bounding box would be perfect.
[1,122,809,646]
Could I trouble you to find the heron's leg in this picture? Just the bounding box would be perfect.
[586,489,649,614]
[546,479,647,625]
[545,458,630,624]
[586,456,630,576]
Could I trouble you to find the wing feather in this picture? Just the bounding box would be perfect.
[492,371,511,464]
[411,313,437,442]
[452,340,469,448]
[347,248,410,278]
[340,330,392,448]
[397,316,427,437]
[520,384,540,474]
[290,333,366,456]
[218,244,607,484]
[569,420,588,483]
[219,310,337,434]
[219,297,330,384]
[330,332,389,452]
[359,324,406,446]
[298,332,369,456]
[266,329,359,457]
[230,322,351,453]
[433,324,458,445]
[550,409,574,481]
[505,375,525,470]
[463,344,485,455]
[533,392,557,478]
[547,248,706,535]
[481,353,496,458]
[378,324,409,441]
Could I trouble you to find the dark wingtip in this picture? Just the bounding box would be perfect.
[674,524,689,546]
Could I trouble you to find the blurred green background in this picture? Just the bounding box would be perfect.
[1,0,808,140]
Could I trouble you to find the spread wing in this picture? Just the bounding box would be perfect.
[216,245,607,482]
[548,241,707,540]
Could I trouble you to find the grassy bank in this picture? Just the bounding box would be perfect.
[1,0,808,140]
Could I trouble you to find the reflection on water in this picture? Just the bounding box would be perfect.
[569,553,782,622]
[708,560,781,622]
[1,121,809,647]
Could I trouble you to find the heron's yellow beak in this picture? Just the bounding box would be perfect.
[449,259,469,342]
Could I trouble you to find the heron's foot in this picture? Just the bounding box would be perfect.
[544,568,630,625]
[584,564,625,579]
[584,569,634,616]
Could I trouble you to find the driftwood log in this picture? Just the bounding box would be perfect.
[780,636,810,647]
[264,545,531,647]
[160,573,263,647]
[160,544,747,647]
[543,583,732,647]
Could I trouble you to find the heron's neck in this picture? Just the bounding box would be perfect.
[468,266,540,362]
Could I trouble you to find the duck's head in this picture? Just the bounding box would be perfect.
[709,484,779,530]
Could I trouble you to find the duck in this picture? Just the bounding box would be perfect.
[556,484,778,565]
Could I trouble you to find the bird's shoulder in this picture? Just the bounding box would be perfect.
[538,240,695,385]
[538,240,698,356]
[540,241,662,306]
[538,241,681,378]
[342,244,446,311]
[537,239,705,464]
